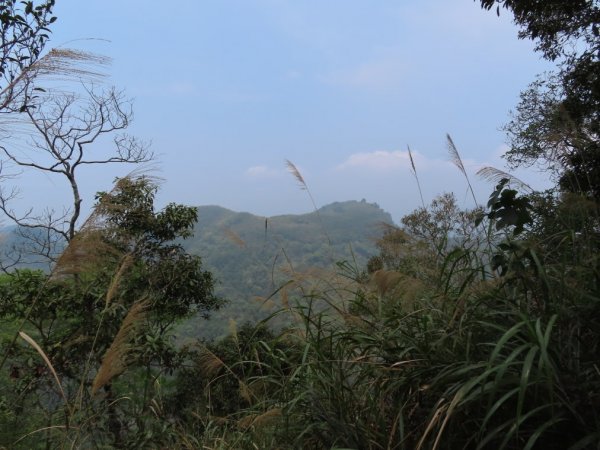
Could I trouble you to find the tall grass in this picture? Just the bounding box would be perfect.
[166,152,599,449]
[1,159,598,449]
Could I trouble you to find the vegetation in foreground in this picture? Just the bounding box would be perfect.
[0,0,599,448]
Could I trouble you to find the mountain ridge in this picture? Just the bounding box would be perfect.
[181,199,393,338]
[1,200,394,338]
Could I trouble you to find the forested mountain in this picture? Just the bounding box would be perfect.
[0,200,393,339]
[180,200,393,338]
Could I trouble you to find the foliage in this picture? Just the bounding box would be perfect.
[0,0,56,110]
[480,0,600,199]
[166,180,599,449]
[0,2,599,449]
[0,176,220,448]
[369,193,485,286]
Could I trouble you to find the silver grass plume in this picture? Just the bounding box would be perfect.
[477,166,533,192]
[446,134,478,206]
[408,145,426,208]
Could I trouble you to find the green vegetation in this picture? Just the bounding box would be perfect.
[180,200,392,339]
[0,176,220,447]
[0,0,599,448]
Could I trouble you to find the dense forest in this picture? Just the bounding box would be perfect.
[1,0,599,449]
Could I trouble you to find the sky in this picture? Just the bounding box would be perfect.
[4,0,555,224]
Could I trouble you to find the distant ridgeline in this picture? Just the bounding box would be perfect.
[181,200,393,339]
[0,200,393,339]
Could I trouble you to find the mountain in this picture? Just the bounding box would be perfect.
[1,200,394,339]
[180,200,393,338]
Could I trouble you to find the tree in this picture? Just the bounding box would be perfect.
[479,0,600,199]
[0,0,142,271]
[0,175,221,447]
[0,88,152,260]
[0,72,152,270]
[369,193,484,284]
[0,1,134,270]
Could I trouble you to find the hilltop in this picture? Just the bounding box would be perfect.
[181,200,393,338]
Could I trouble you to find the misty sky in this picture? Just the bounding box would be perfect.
[5,0,554,223]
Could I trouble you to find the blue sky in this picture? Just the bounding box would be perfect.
[9,0,553,223]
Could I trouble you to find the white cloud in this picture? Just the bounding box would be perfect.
[336,149,449,172]
[245,165,282,179]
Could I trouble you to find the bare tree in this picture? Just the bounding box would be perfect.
[0,70,152,268]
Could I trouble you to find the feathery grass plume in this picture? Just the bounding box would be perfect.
[0,48,110,108]
[237,413,259,430]
[476,166,533,192]
[104,254,134,307]
[195,345,226,379]
[97,169,163,220]
[19,331,69,411]
[285,159,306,190]
[25,48,109,82]
[254,295,277,310]
[51,229,121,280]
[370,269,404,297]
[50,179,120,280]
[408,145,426,208]
[51,170,161,280]
[92,299,148,395]
[285,159,333,250]
[446,134,478,205]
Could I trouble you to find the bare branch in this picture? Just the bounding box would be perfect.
[0,53,152,268]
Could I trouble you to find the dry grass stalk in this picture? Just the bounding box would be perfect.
[446,134,478,205]
[408,145,426,208]
[416,401,448,450]
[27,48,109,82]
[285,159,307,190]
[285,159,333,250]
[280,284,289,309]
[370,269,404,297]
[51,229,121,280]
[92,300,148,395]
[476,166,533,192]
[19,331,69,408]
[0,48,109,105]
[195,346,226,379]
[105,254,134,307]
[12,425,71,446]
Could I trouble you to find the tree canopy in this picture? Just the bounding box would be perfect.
[480,0,600,199]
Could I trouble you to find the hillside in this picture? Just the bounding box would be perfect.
[0,200,393,338]
[181,200,393,338]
